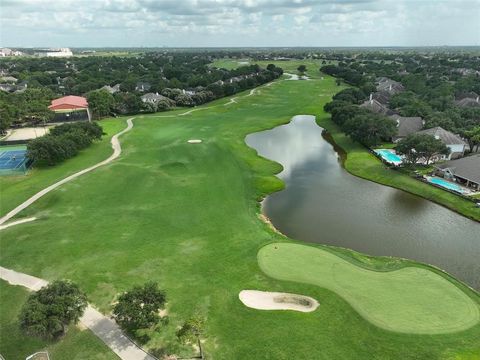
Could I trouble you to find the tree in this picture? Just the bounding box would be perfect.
[266,64,276,71]
[86,89,115,119]
[332,88,366,104]
[343,113,397,146]
[177,315,205,358]
[113,282,166,333]
[19,281,87,339]
[464,126,480,152]
[297,65,307,75]
[396,134,450,165]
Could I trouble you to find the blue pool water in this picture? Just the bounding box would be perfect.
[427,177,468,194]
[375,149,402,164]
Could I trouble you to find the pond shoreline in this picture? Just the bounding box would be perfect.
[246,115,480,290]
[318,118,480,223]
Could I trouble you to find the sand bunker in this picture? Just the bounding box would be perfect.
[187,139,202,144]
[239,290,319,312]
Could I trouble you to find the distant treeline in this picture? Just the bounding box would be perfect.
[0,51,283,132]
[319,53,480,137]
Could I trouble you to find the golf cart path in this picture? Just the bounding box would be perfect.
[0,118,134,226]
[153,85,262,118]
[0,266,155,360]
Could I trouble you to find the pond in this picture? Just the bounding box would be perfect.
[245,115,480,290]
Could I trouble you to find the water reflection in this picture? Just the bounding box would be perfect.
[246,115,480,290]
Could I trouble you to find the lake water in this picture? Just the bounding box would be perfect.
[246,115,480,290]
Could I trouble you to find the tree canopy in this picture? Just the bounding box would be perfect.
[113,282,166,334]
[343,113,397,146]
[19,280,87,339]
[396,133,450,165]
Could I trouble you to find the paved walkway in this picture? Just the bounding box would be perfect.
[0,118,134,226]
[0,266,155,360]
[0,217,36,231]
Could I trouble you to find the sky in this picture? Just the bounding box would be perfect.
[1,0,479,48]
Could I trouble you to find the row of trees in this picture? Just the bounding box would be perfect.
[324,89,397,146]
[19,280,203,358]
[0,60,283,129]
[26,122,103,166]
[320,54,480,137]
[83,64,283,118]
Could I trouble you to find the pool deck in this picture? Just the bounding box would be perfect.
[425,176,478,196]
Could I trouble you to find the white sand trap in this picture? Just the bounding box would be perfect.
[187,139,202,144]
[239,290,319,312]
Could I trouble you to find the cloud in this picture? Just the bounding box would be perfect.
[0,0,479,47]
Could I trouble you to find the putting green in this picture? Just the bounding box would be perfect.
[258,243,480,334]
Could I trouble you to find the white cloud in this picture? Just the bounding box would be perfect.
[0,0,479,47]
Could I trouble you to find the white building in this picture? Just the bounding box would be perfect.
[37,48,73,58]
[0,48,23,57]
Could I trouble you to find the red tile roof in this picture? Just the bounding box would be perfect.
[49,95,88,110]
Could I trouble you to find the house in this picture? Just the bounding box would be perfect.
[0,76,18,83]
[435,154,480,191]
[135,82,151,92]
[389,114,424,142]
[48,95,90,122]
[141,92,169,104]
[415,126,468,160]
[0,84,15,92]
[0,48,23,57]
[371,91,390,105]
[376,77,405,95]
[14,81,28,93]
[101,84,121,94]
[360,95,395,115]
[182,89,196,96]
[454,93,480,108]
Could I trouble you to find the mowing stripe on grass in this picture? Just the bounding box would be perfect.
[258,243,480,334]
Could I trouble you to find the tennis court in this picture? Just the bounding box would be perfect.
[0,147,29,174]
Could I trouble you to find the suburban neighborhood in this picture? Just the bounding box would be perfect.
[0,1,479,359]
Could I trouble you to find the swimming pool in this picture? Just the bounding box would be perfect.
[427,177,468,194]
[374,149,403,165]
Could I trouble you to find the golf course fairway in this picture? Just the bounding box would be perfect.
[1,68,479,359]
[258,243,480,334]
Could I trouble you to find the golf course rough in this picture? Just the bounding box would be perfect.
[258,243,480,334]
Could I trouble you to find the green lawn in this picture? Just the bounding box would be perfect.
[211,58,335,79]
[318,118,480,221]
[258,243,479,334]
[1,74,479,359]
[0,119,125,215]
[0,280,117,360]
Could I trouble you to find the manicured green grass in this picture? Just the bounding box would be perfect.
[1,75,479,359]
[258,243,479,334]
[0,119,125,215]
[0,145,27,152]
[317,117,480,221]
[0,280,117,360]
[211,58,336,79]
